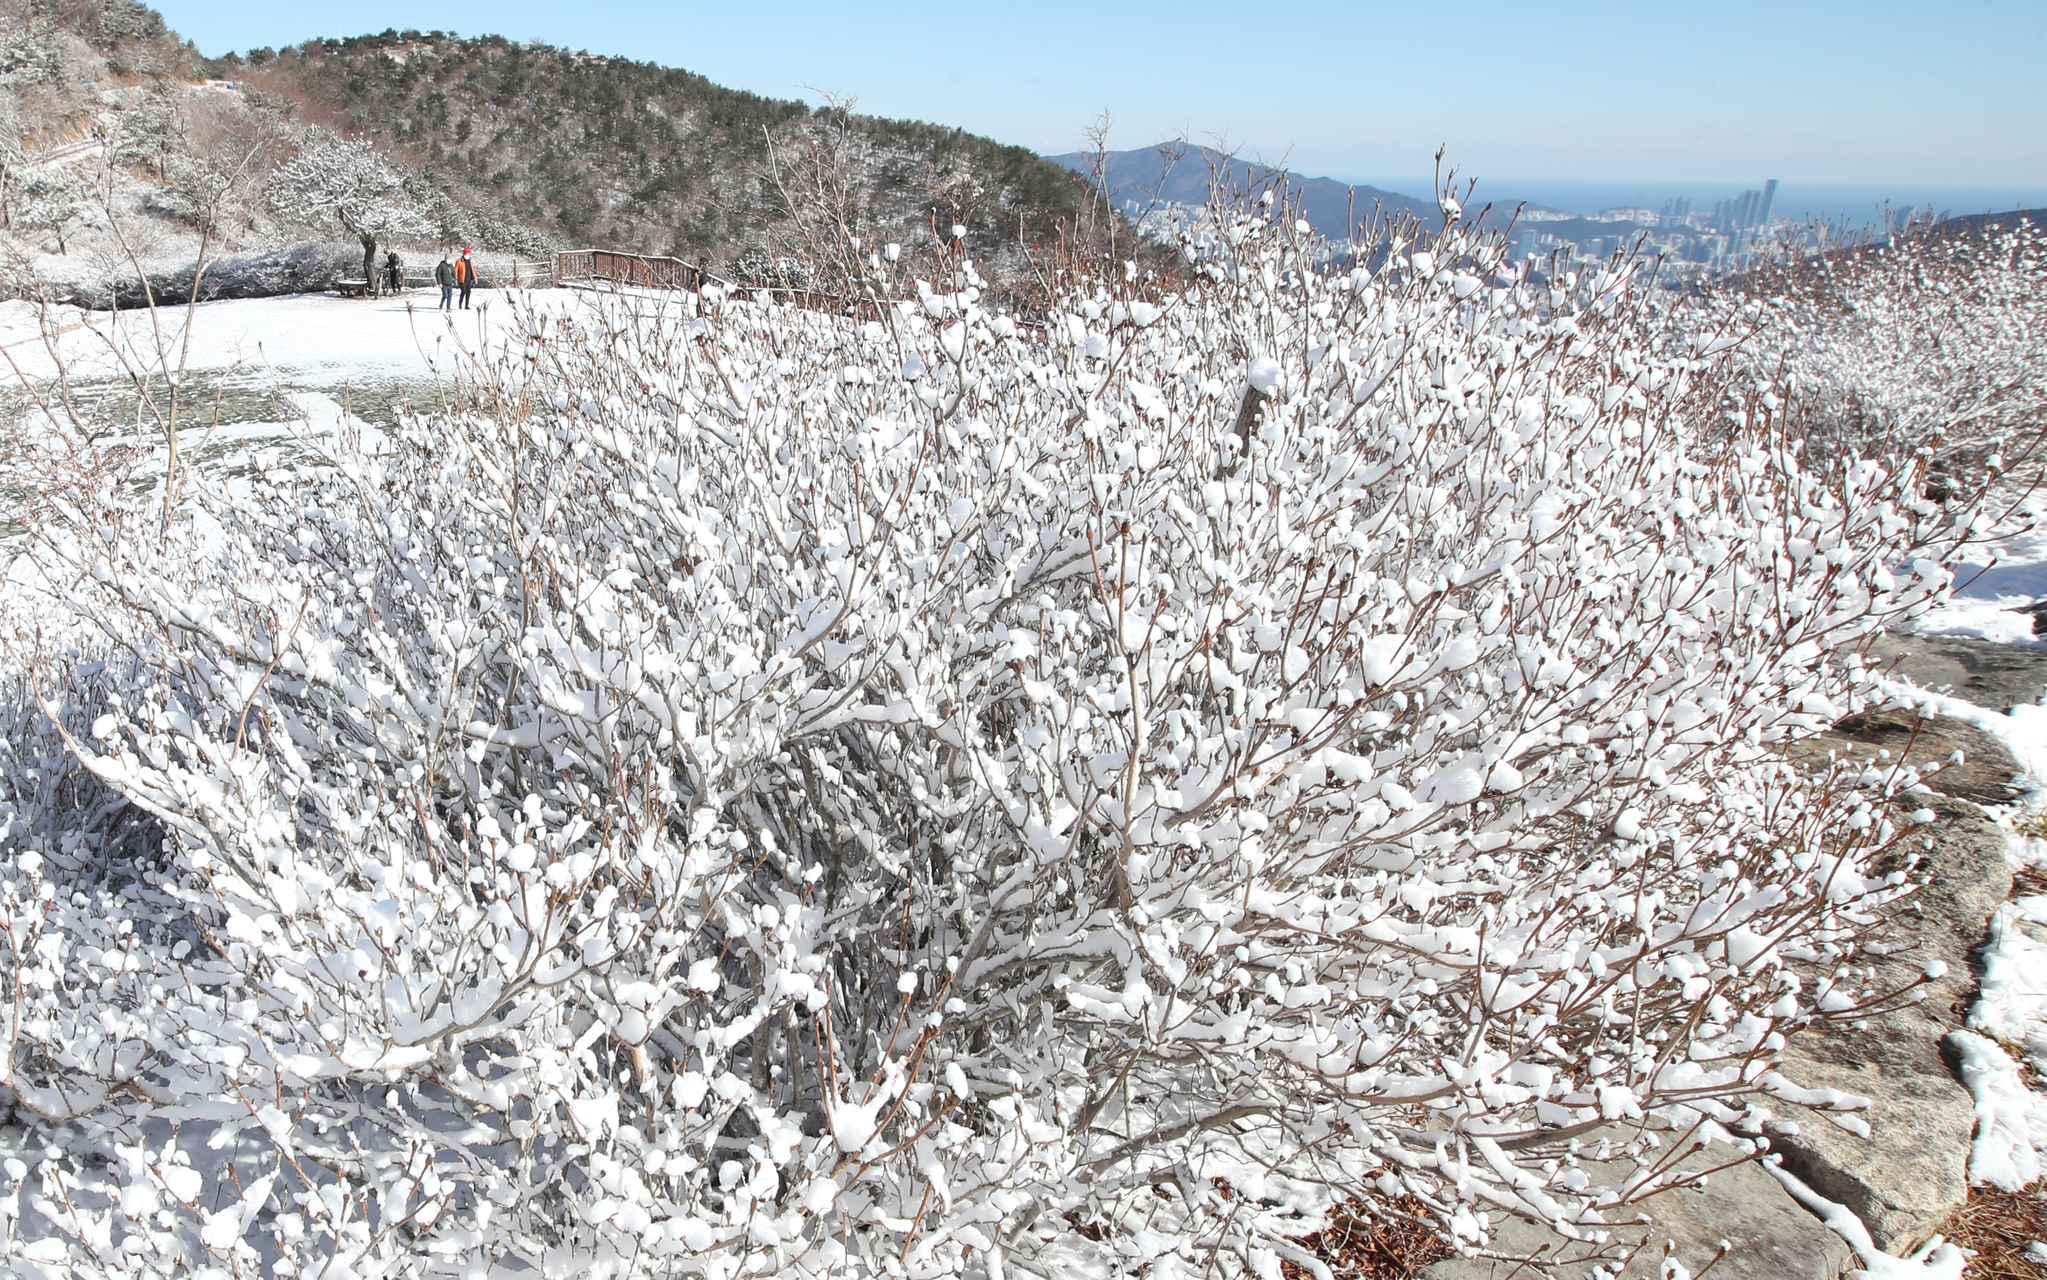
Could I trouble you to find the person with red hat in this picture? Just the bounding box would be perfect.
[454,248,477,310]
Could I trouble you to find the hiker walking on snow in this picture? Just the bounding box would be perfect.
[385,250,404,296]
[436,254,456,311]
[455,249,477,310]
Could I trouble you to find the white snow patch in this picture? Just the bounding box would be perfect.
[1948,1029,2047,1190]
[1766,1161,1967,1278]
[1869,674,2047,790]
[1,288,673,387]
[1966,894,2047,1075]
[1906,521,2047,647]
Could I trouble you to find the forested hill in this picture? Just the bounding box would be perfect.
[206,31,1100,271]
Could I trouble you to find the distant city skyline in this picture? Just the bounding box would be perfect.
[1341,178,2047,224]
[153,0,2047,189]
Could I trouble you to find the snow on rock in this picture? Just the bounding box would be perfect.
[1877,634,2047,1204]
[1767,1163,1967,1280]
[1965,894,2047,1073]
[1947,1029,2047,1191]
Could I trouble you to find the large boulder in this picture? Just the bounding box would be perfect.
[73,242,361,310]
[1433,637,2035,1273]
[1421,1140,1853,1279]
[1859,632,2047,712]
[1783,708,2024,805]
[1766,792,2013,1254]
[1429,793,2013,1273]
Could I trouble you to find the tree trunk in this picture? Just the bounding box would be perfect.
[360,233,378,295]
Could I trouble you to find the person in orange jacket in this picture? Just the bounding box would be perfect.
[455,249,477,309]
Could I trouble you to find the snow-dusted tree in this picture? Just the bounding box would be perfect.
[0,196,1996,1278]
[112,83,182,181]
[0,137,21,231]
[11,163,83,252]
[269,130,429,290]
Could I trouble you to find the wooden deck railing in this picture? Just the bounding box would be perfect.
[556,250,710,292]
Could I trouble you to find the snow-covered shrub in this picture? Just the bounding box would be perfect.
[0,207,1979,1278]
[730,244,814,292]
[1697,216,2047,511]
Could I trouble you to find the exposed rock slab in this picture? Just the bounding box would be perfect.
[1767,793,2013,1254]
[1784,708,2024,805]
[1860,632,2047,712]
[1421,1146,1853,1279]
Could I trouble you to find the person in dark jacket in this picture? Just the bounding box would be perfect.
[435,254,455,311]
[455,249,477,309]
[385,250,403,296]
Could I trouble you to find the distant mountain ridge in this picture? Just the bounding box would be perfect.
[1047,144,1527,239]
[1934,207,2047,238]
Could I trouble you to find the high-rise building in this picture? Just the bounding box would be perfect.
[1758,179,1779,226]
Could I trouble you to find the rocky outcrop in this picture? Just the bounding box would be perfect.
[1765,792,2012,1253]
[1421,1140,1854,1279]
[72,242,360,310]
[1784,707,2024,805]
[1427,680,2030,1277]
[1861,632,2047,712]
[1424,791,2010,1277]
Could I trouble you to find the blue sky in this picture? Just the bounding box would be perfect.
[155,0,2046,191]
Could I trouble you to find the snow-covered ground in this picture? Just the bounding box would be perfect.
[1905,524,2047,648]
[0,285,705,645]
[0,287,676,388]
[1,283,707,483]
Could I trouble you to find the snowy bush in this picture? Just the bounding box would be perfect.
[1700,216,2047,512]
[0,205,1984,1278]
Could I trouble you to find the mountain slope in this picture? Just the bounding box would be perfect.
[210,32,1100,276]
[0,0,201,151]
[1050,144,1527,240]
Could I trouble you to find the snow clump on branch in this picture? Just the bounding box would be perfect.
[0,202,1983,1277]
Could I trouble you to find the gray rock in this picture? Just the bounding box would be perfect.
[1858,632,2047,712]
[1422,1146,1853,1279]
[1767,793,2012,1254]
[73,242,362,310]
[1783,708,2024,805]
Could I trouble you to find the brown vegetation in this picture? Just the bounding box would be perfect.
[1941,1184,2047,1278]
[1279,1198,1455,1280]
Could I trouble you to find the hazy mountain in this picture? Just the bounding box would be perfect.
[1047,144,1525,239]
